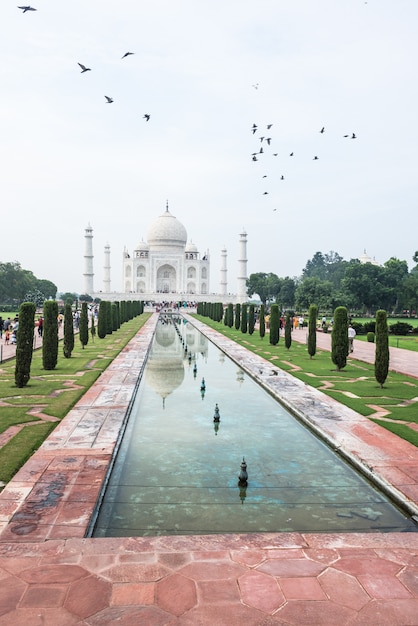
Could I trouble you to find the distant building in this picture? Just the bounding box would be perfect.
[83,203,249,303]
[358,250,380,266]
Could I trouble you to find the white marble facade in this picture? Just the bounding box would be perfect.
[122,206,210,295]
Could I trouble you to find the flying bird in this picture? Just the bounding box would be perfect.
[252,83,259,90]
[273,153,278,157]
[262,175,267,178]
[251,124,257,134]
[18,5,37,11]
[320,127,325,133]
[267,124,273,129]
[266,138,271,145]
[313,156,319,160]
[289,152,294,156]
[351,132,357,138]
[280,175,285,180]
[252,156,258,161]
[104,95,114,103]
[122,52,134,59]
[263,192,269,195]
[78,63,91,73]
[143,114,150,121]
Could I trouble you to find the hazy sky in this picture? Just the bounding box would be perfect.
[1,0,417,295]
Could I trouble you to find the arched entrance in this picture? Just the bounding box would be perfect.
[156,264,176,293]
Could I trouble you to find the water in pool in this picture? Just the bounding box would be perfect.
[92,319,417,536]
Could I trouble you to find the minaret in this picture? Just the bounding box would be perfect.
[220,247,227,296]
[237,229,248,303]
[83,224,94,294]
[104,243,111,293]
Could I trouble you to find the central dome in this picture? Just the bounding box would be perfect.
[147,207,187,250]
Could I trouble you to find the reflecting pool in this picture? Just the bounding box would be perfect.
[92,319,417,537]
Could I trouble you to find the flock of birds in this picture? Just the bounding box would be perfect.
[17,6,151,120]
[250,117,358,210]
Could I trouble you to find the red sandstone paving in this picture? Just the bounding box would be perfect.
[0,316,417,623]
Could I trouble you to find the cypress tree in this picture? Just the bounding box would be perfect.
[79,302,89,349]
[42,300,59,370]
[15,301,36,387]
[227,303,234,327]
[248,304,255,335]
[285,311,292,350]
[241,304,248,333]
[105,301,112,334]
[375,309,389,388]
[63,302,74,358]
[308,304,318,359]
[235,303,241,330]
[331,306,349,371]
[269,304,280,345]
[90,311,96,342]
[259,304,265,339]
[97,301,107,338]
[111,303,118,331]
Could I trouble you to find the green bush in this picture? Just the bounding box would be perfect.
[363,321,376,334]
[351,321,365,335]
[15,302,36,387]
[389,322,413,335]
[375,309,389,388]
[331,306,349,371]
[367,332,375,343]
[42,300,58,370]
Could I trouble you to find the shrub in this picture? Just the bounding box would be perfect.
[259,304,265,339]
[367,332,375,342]
[363,321,376,334]
[308,304,318,358]
[285,312,292,350]
[248,304,255,335]
[42,300,58,370]
[331,306,349,371]
[79,302,89,348]
[269,304,279,345]
[351,321,365,335]
[389,322,413,336]
[97,301,107,338]
[63,303,74,358]
[15,302,36,388]
[375,309,389,388]
[235,304,241,330]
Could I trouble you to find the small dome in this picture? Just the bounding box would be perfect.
[185,240,198,253]
[147,207,187,250]
[135,239,149,251]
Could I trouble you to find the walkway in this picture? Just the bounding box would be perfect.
[0,314,417,624]
[290,328,418,379]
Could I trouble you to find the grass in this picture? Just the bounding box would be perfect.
[0,314,151,483]
[193,315,418,446]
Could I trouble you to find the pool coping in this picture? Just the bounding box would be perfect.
[0,311,418,543]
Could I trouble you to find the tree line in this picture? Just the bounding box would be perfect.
[198,301,390,389]
[0,261,57,307]
[14,299,144,388]
[246,250,418,316]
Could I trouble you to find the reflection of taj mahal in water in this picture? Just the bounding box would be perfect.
[146,321,208,407]
[83,203,248,303]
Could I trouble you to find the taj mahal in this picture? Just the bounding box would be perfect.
[83,203,248,303]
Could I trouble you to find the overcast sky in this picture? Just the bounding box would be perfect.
[1,0,417,295]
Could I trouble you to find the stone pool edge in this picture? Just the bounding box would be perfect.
[0,311,417,544]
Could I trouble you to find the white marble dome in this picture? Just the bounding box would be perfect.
[135,239,149,251]
[185,240,198,253]
[147,207,187,250]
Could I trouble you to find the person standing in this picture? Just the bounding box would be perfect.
[348,324,356,353]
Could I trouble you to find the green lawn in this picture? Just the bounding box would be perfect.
[193,315,418,447]
[0,314,150,483]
